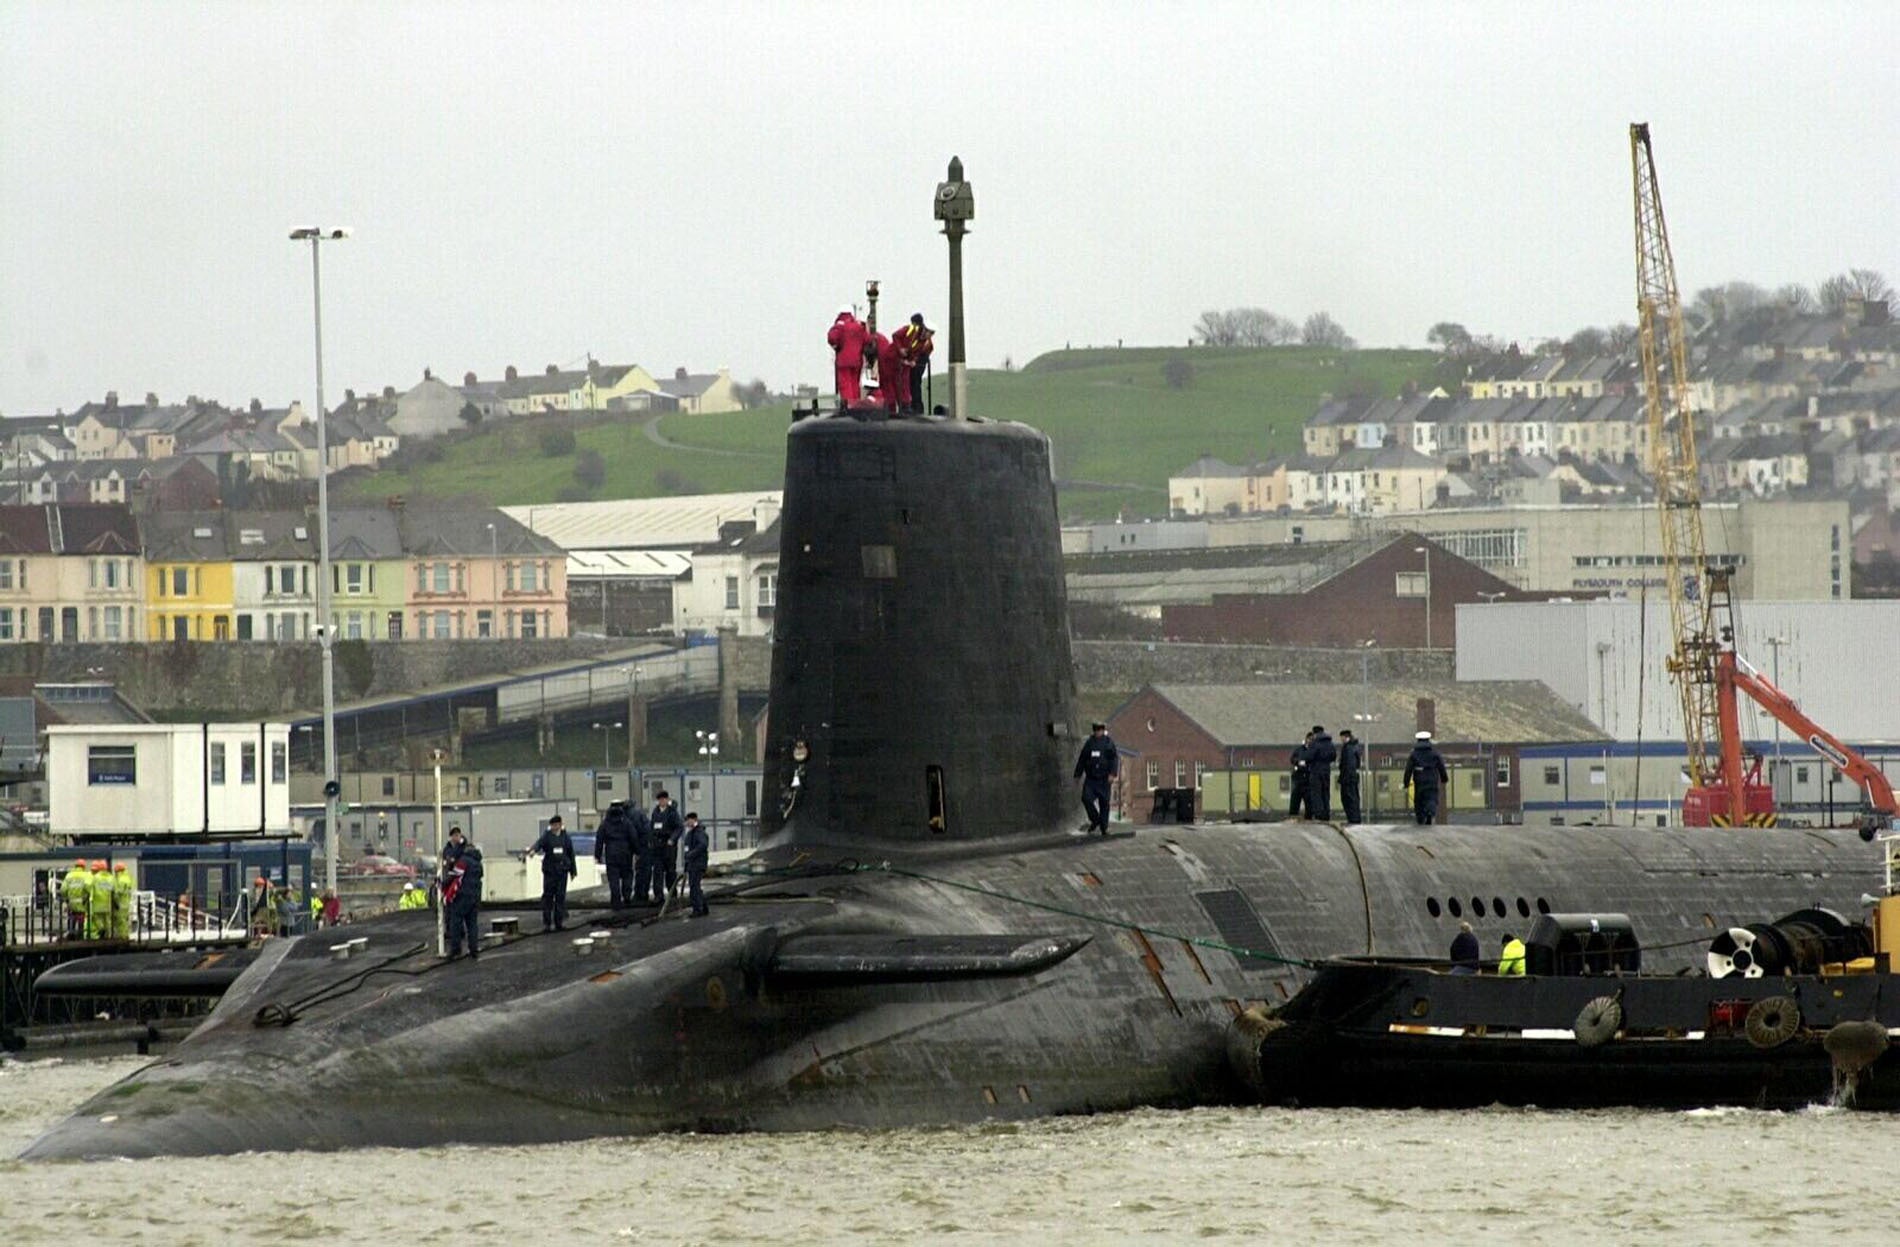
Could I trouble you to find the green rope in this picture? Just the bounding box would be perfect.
[843,860,1317,970]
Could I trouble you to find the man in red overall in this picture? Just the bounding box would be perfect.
[873,330,904,412]
[827,307,869,405]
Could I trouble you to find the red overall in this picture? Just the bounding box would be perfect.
[873,332,904,411]
[827,313,869,404]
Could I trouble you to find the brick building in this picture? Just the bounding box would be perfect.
[1104,680,1605,822]
[1159,533,1525,649]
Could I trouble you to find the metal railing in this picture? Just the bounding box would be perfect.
[0,892,250,948]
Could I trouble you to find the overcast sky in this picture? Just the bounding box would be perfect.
[2,1,1894,416]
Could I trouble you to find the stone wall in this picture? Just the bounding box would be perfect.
[1071,640,1453,692]
[0,638,633,718]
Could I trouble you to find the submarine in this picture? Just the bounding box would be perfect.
[22,176,1888,1162]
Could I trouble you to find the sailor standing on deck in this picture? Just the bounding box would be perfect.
[1337,729,1364,824]
[442,837,484,961]
[649,791,684,900]
[1288,732,1313,820]
[593,802,638,909]
[1402,731,1449,825]
[529,813,579,932]
[1304,726,1336,821]
[1073,722,1119,836]
[682,812,711,918]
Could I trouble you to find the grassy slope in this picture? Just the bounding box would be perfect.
[340,347,1438,521]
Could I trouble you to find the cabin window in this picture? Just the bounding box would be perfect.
[1542,765,1560,786]
[272,743,287,784]
[210,743,226,785]
[88,744,137,786]
[926,765,947,834]
[240,742,256,784]
[1147,761,1161,791]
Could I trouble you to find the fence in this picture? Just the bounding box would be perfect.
[0,891,250,948]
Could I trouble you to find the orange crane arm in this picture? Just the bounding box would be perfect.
[1724,654,1900,816]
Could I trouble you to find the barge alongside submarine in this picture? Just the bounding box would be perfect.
[19,164,1896,1160]
[1232,902,1900,1111]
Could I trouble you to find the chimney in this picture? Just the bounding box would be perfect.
[144,392,159,407]
[1416,697,1436,739]
[464,371,477,387]
[249,398,262,413]
[675,366,689,380]
[505,365,518,382]
[345,388,356,404]
[423,367,433,381]
[382,385,396,399]
[545,363,559,376]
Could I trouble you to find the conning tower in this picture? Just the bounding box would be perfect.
[761,413,1079,851]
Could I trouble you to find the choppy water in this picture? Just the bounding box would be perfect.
[3,1055,1897,1245]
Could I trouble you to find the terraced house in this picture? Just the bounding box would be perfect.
[398,508,566,639]
[0,504,144,642]
[143,513,238,640]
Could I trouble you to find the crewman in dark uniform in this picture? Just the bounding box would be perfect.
[649,791,684,900]
[1403,730,1449,825]
[528,813,578,932]
[442,841,484,961]
[1288,731,1312,819]
[1337,729,1363,824]
[593,802,638,909]
[1072,722,1119,835]
[442,825,467,869]
[1304,725,1336,821]
[682,812,711,917]
[1449,921,1480,974]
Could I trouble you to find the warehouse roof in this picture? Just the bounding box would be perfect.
[1135,681,1607,748]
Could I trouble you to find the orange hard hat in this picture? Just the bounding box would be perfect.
[91,860,107,870]
[74,858,87,867]
[114,863,128,873]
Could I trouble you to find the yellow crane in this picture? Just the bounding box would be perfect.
[1629,122,1751,823]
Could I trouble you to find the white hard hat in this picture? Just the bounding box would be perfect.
[1415,730,1432,740]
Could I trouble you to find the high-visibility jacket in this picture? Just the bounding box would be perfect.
[1498,937,1527,976]
[111,871,134,937]
[90,872,117,937]
[62,867,92,914]
[398,888,428,911]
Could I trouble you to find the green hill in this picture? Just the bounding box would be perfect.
[338,346,1439,522]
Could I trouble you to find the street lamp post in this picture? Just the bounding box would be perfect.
[697,729,719,840]
[1766,635,1790,805]
[592,721,623,772]
[291,225,350,901]
[1413,545,1432,650]
[430,747,446,958]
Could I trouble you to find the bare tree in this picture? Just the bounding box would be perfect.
[734,378,772,410]
[1301,311,1356,350]
[1820,268,1893,313]
[1775,283,1818,315]
[1193,310,1239,347]
[1692,281,1769,325]
[1605,323,1638,355]
[1230,307,1297,346]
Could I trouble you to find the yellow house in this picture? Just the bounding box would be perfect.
[577,363,660,410]
[142,513,237,641]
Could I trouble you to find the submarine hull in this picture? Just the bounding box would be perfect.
[23,820,1880,1158]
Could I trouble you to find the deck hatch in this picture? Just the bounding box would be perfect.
[1196,889,1285,976]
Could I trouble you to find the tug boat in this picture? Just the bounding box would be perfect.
[1231,896,1900,1112]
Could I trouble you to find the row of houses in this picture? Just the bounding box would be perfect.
[1,358,745,496]
[0,504,568,644]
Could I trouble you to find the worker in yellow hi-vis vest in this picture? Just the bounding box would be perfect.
[111,864,134,939]
[88,860,114,940]
[61,859,92,940]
